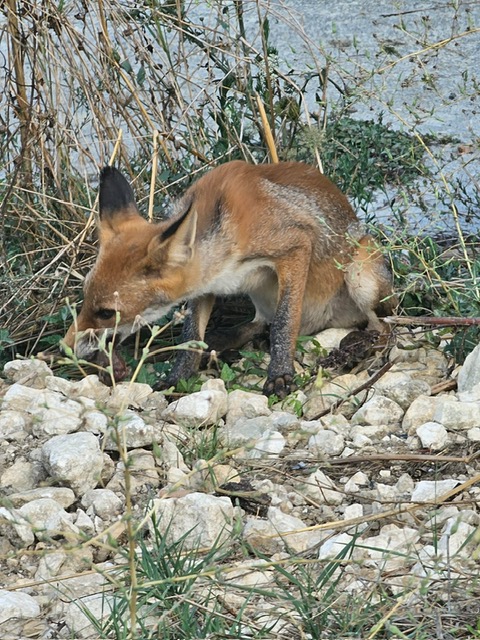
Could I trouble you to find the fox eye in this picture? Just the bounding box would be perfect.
[95,308,116,320]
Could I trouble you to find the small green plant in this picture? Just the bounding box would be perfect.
[175,376,203,395]
[288,115,427,210]
[89,516,240,640]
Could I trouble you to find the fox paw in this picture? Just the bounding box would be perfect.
[263,374,296,399]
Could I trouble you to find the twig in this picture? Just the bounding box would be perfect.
[431,379,457,395]
[148,130,159,223]
[325,452,475,466]
[384,316,480,326]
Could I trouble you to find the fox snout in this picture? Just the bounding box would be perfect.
[62,322,116,360]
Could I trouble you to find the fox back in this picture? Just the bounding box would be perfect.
[64,161,394,397]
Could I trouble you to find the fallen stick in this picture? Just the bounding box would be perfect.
[384,315,480,326]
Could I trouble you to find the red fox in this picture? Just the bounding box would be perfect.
[63,161,394,397]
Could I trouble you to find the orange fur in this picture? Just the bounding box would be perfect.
[63,161,394,397]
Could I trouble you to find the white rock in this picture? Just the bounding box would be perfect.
[271,411,299,432]
[351,432,373,448]
[104,410,162,449]
[243,507,322,555]
[2,383,42,412]
[140,391,169,418]
[161,439,189,471]
[83,409,109,434]
[149,492,234,549]
[42,432,104,495]
[361,524,420,570]
[8,487,76,509]
[35,551,67,581]
[297,469,343,505]
[320,413,351,435]
[467,427,480,442]
[457,381,480,402]
[75,509,96,535]
[44,376,74,395]
[376,483,397,502]
[299,419,323,435]
[403,395,451,430]
[166,467,189,486]
[433,400,480,431]
[222,559,273,587]
[0,459,45,492]
[226,389,271,427]
[308,430,345,456]
[351,395,403,426]
[349,471,369,486]
[64,593,115,639]
[18,498,78,541]
[81,489,124,520]
[0,506,35,546]
[107,382,153,412]
[303,374,367,420]
[457,344,480,392]
[411,479,460,503]
[416,422,449,450]
[30,390,83,437]
[67,375,111,403]
[108,449,159,494]
[2,383,83,437]
[201,378,226,392]
[344,478,360,493]
[50,571,109,602]
[374,372,431,410]
[0,589,40,624]
[221,416,274,447]
[389,344,427,365]
[246,430,286,459]
[438,517,476,559]
[0,411,27,440]
[395,473,414,496]
[318,532,354,559]
[3,359,52,388]
[344,503,364,521]
[163,390,227,427]
[350,423,396,441]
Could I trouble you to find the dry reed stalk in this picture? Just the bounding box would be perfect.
[256,94,279,163]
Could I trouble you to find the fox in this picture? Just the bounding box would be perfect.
[63,160,394,398]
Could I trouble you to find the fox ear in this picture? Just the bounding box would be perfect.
[98,166,142,243]
[148,206,198,267]
[99,166,139,218]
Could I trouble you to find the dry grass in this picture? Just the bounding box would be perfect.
[1,1,479,361]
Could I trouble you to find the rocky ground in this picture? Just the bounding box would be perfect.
[1,328,480,638]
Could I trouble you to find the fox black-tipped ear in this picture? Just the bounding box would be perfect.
[99,166,138,219]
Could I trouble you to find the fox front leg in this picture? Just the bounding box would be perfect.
[263,249,310,399]
[165,294,215,388]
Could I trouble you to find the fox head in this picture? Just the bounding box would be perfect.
[63,166,197,359]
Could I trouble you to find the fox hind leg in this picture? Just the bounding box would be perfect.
[264,247,311,398]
